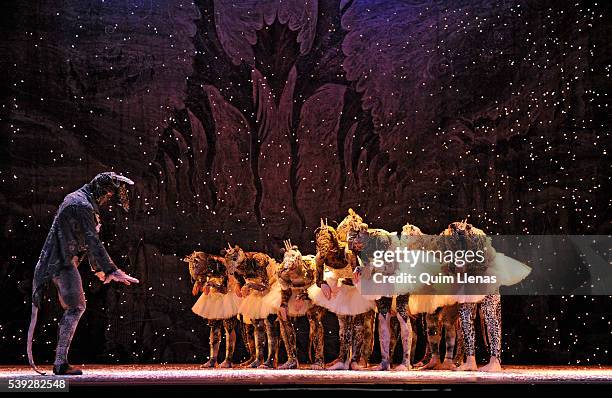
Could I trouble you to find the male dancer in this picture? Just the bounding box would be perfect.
[28,172,140,375]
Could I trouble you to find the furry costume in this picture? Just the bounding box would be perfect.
[337,210,376,367]
[309,219,375,370]
[184,251,241,368]
[439,221,531,371]
[348,220,414,370]
[224,245,280,368]
[27,172,137,375]
[400,223,460,369]
[264,240,326,369]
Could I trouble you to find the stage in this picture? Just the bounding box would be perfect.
[0,365,610,386]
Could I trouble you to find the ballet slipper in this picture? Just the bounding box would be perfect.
[278,359,298,370]
[238,357,255,368]
[454,355,477,371]
[201,358,216,368]
[327,360,350,370]
[478,356,502,372]
[310,361,325,370]
[419,354,441,370]
[349,361,367,370]
[435,358,457,370]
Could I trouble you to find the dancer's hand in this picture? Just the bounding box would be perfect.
[104,269,140,285]
[234,284,243,298]
[95,271,106,282]
[321,283,332,300]
[241,285,251,297]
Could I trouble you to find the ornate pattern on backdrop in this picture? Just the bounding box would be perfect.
[1,0,609,365]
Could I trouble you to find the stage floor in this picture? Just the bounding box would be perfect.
[0,365,611,385]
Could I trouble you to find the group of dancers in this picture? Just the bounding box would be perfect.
[185,209,532,372]
[26,172,528,375]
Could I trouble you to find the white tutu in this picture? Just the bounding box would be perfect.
[408,294,461,314]
[357,249,447,298]
[308,282,375,316]
[486,252,532,286]
[440,252,531,304]
[238,283,277,320]
[263,283,312,317]
[192,292,241,320]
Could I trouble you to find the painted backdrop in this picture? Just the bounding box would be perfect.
[1,0,610,365]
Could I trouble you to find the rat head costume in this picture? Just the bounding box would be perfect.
[27,172,139,375]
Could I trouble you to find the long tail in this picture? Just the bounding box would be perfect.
[27,303,46,375]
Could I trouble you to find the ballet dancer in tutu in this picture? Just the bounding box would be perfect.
[184,251,241,368]
[439,221,532,372]
[264,240,326,369]
[224,244,280,368]
[309,219,375,370]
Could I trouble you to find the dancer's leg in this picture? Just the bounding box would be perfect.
[52,267,86,375]
[328,315,352,370]
[250,318,266,368]
[361,309,376,366]
[479,295,502,372]
[372,297,393,370]
[307,305,325,369]
[278,315,298,369]
[455,303,477,371]
[261,314,279,368]
[349,312,366,369]
[203,320,222,367]
[420,308,442,369]
[394,294,413,370]
[240,320,256,367]
[219,317,237,368]
[438,305,458,370]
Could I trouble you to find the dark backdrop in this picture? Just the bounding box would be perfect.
[0,0,610,365]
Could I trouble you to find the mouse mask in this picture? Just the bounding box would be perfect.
[90,172,135,211]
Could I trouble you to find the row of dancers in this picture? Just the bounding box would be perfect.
[184,209,531,372]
